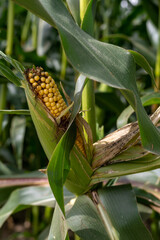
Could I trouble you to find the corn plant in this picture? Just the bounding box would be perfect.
[0,0,160,239]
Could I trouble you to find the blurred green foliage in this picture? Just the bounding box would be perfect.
[0,0,160,239]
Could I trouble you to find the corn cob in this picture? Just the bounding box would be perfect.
[25,66,86,156]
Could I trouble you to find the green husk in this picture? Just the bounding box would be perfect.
[24,79,93,194]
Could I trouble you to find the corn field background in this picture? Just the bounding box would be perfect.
[0,0,160,239]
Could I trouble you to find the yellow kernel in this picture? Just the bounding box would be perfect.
[50,110,54,114]
[51,102,56,107]
[41,72,45,76]
[44,89,48,94]
[29,78,34,83]
[48,93,53,98]
[52,106,56,110]
[50,82,55,87]
[34,75,40,81]
[54,92,59,96]
[41,77,46,82]
[49,98,54,103]
[28,73,33,78]
[54,109,58,114]
[58,107,63,112]
[48,76,52,80]
[48,88,53,93]
[53,96,57,101]
[41,83,46,88]
[44,97,49,102]
[39,90,44,95]
[56,103,60,108]
[45,78,50,84]
[36,86,41,91]
[32,82,38,87]
[52,88,56,93]
[45,72,49,76]
[45,102,50,107]
[46,84,50,89]
[57,95,62,100]
[59,99,63,104]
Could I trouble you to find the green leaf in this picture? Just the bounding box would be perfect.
[0,109,30,115]
[97,185,152,240]
[0,186,54,227]
[117,92,160,128]
[66,195,111,240]
[47,123,76,214]
[66,0,80,25]
[48,203,68,240]
[109,144,148,164]
[67,185,152,240]
[104,34,156,67]
[134,187,160,208]
[91,154,160,185]
[0,61,21,87]
[70,74,86,124]
[120,171,160,188]
[12,0,160,155]
[81,0,95,36]
[0,51,25,75]
[129,50,155,85]
[0,185,73,227]
[10,117,26,169]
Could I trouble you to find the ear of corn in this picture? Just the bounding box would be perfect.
[24,66,93,194]
[25,66,89,157]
